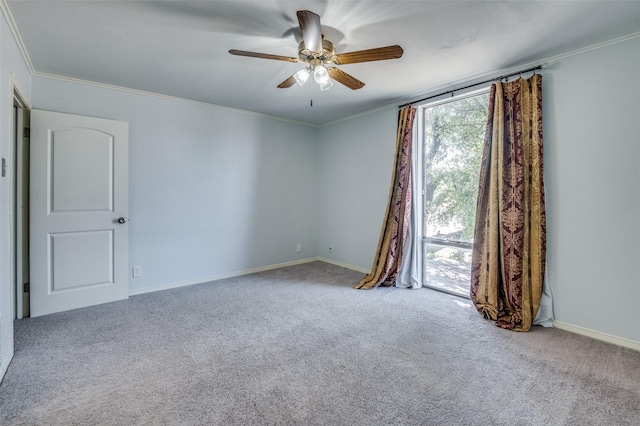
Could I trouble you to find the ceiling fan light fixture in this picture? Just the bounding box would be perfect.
[293,67,311,86]
[230,10,404,92]
[318,78,333,91]
[313,64,330,85]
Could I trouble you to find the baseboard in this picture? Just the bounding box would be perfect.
[317,257,370,274]
[129,257,320,296]
[553,321,640,352]
[0,352,12,384]
[126,259,640,354]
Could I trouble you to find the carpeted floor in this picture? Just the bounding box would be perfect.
[1,261,639,425]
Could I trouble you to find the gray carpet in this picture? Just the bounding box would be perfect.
[1,261,639,425]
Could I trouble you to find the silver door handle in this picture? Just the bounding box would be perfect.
[117,217,129,224]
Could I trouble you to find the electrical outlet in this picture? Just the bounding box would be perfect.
[296,244,302,253]
[132,265,142,278]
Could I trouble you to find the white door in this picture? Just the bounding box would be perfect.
[30,110,129,317]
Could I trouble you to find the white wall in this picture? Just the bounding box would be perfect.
[544,37,640,343]
[1,10,638,370]
[318,109,397,269]
[32,77,319,293]
[317,37,640,344]
[0,12,32,375]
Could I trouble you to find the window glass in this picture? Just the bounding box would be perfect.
[423,92,489,296]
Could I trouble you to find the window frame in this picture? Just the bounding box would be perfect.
[417,87,490,296]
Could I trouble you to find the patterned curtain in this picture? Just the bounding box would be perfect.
[355,106,417,289]
[470,74,546,331]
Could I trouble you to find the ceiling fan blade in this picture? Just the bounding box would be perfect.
[334,45,404,65]
[327,67,365,90]
[277,75,297,89]
[229,49,298,63]
[297,10,322,53]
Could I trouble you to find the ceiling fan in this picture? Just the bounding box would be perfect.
[229,10,403,91]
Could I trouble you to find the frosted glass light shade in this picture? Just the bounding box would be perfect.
[313,65,330,85]
[293,67,311,86]
[318,78,333,91]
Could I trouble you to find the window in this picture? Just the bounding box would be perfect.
[422,91,489,297]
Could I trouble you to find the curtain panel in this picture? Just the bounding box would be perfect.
[396,110,422,290]
[355,106,417,289]
[470,74,546,331]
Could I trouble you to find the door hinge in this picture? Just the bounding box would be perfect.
[23,282,30,293]
[1,158,6,177]
[23,127,30,139]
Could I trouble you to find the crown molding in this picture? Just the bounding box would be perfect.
[34,72,319,127]
[542,30,640,63]
[322,31,640,127]
[0,0,318,127]
[2,0,639,128]
[0,0,35,74]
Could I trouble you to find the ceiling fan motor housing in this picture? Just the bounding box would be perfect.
[298,38,336,64]
[229,10,402,90]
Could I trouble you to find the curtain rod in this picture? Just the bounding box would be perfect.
[398,64,545,109]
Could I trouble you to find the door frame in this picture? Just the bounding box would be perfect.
[1,75,30,382]
[12,78,30,319]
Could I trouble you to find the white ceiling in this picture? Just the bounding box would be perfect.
[5,1,640,126]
